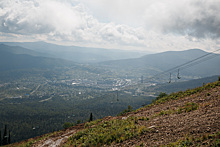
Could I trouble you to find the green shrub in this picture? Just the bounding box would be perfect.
[63,122,74,129]
[213,139,220,147]
[185,102,198,112]
[156,92,168,100]
[140,142,144,147]
[159,110,165,116]
[165,131,220,146]
[177,107,183,114]
[68,117,147,146]
[181,139,193,146]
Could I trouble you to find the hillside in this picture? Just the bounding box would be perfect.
[99,49,220,78]
[9,80,220,147]
[0,44,48,57]
[143,75,220,94]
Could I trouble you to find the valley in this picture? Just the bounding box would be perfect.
[0,42,220,144]
[7,79,220,147]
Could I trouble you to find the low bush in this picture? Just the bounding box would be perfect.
[184,102,198,112]
[67,117,148,146]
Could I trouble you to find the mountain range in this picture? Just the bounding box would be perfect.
[0,44,75,71]
[0,41,147,63]
[99,49,220,78]
[0,42,220,80]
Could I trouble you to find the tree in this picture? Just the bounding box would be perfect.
[127,105,133,111]
[156,92,168,100]
[3,125,8,145]
[76,120,81,124]
[89,113,93,122]
[63,122,73,129]
[0,129,2,146]
[8,130,11,144]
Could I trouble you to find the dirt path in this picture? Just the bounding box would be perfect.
[32,123,85,147]
[34,130,75,147]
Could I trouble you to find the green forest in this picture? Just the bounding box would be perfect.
[0,88,153,143]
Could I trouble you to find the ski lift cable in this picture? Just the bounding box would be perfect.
[143,48,220,83]
[180,53,220,71]
[173,53,220,77]
[160,51,219,82]
[157,48,220,76]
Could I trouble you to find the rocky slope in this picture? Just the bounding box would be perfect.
[7,81,220,147]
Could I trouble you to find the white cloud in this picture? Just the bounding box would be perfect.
[81,0,220,38]
[0,0,219,52]
[0,0,148,49]
[0,0,83,34]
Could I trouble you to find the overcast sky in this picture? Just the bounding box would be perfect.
[0,0,220,52]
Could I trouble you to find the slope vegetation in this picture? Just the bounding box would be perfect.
[7,80,220,147]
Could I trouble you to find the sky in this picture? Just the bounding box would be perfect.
[0,0,220,52]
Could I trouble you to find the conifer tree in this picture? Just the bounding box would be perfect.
[89,113,93,122]
[0,129,2,146]
[3,125,8,145]
[8,130,11,144]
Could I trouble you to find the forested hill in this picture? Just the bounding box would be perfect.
[0,44,47,57]
[0,44,75,71]
[9,80,220,147]
[99,49,220,78]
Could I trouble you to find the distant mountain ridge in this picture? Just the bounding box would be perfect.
[1,43,219,79]
[99,49,220,78]
[0,41,148,63]
[0,44,75,71]
[0,44,48,57]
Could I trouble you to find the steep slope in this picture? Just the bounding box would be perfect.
[99,49,220,78]
[10,80,220,147]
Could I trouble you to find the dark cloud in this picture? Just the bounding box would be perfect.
[162,1,220,39]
